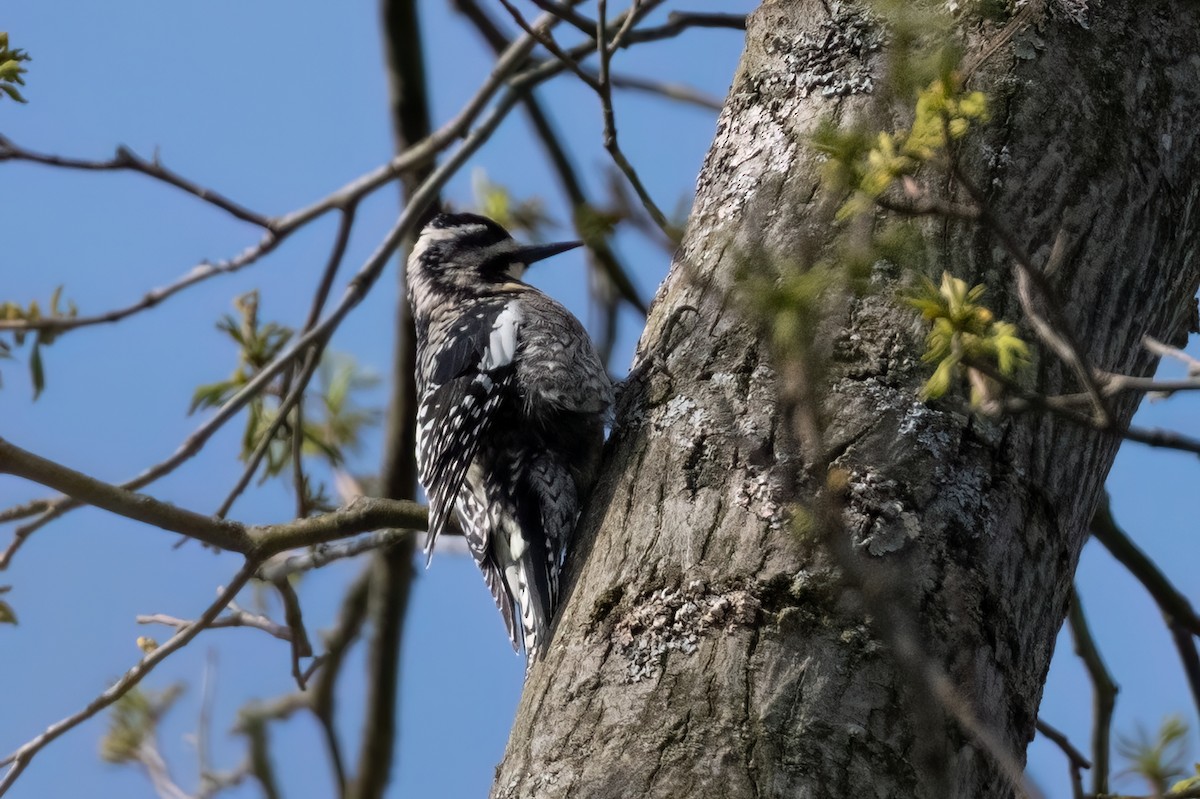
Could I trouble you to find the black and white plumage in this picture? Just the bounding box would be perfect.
[408,212,612,667]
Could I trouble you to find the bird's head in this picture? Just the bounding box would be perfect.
[407,212,581,303]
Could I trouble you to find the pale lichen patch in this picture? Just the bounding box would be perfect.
[613,583,760,683]
[758,2,883,99]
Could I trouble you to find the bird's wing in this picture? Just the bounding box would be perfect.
[416,300,522,565]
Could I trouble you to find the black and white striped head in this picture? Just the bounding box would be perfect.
[408,212,581,305]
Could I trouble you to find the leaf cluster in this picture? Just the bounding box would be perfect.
[190,291,293,414]
[814,73,988,220]
[99,684,185,764]
[903,272,1028,403]
[0,285,78,398]
[1117,716,1193,796]
[190,292,380,503]
[0,32,30,103]
[472,169,554,240]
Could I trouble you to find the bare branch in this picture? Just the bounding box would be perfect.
[608,72,724,110]
[0,0,569,339]
[135,737,191,799]
[1090,496,1200,637]
[657,11,746,31]
[273,579,315,690]
[310,569,373,796]
[527,0,597,38]
[1144,335,1200,375]
[0,561,257,796]
[1090,496,1200,717]
[277,203,358,520]
[962,357,1200,458]
[620,10,746,46]
[0,497,51,525]
[1067,590,1118,796]
[257,529,414,582]
[137,610,293,643]
[874,192,982,222]
[196,650,217,796]
[1093,789,1200,799]
[0,233,280,334]
[0,135,274,230]
[1106,424,1200,457]
[1168,620,1200,723]
[1036,718,1090,799]
[276,578,314,691]
[0,433,428,557]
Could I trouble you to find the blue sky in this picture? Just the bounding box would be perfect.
[0,3,1196,798]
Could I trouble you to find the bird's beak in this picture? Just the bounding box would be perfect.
[515,240,583,265]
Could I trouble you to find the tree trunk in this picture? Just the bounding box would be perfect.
[494,2,1200,797]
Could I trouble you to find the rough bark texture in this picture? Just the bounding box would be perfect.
[494,2,1200,797]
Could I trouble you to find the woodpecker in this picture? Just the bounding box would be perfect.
[408,212,612,667]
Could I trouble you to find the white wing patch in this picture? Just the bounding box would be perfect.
[481,299,522,370]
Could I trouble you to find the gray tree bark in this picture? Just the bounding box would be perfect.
[494,2,1200,797]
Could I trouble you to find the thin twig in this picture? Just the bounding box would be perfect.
[197,650,217,796]
[1067,590,1118,797]
[0,497,51,525]
[214,344,325,520]
[1144,335,1200,376]
[310,569,373,796]
[620,10,747,46]
[498,0,601,91]
[1035,718,1092,770]
[658,11,746,31]
[1036,717,1090,799]
[136,737,190,799]
[1094,790,1200,799]
[1090,496,1200,718]
[608,72,723,110]
[256,201,357,523]
[0,233,281,334]
[1168,621,1200,723]
[874,192,982,222]
[0,560,257,796]
[1090,496,1200,637]
[137,610,292,643]
[950,165,1111,427]
[596,0,678,240]
[963,357,1200,458]
[272,579,314,689]
[257,529,415,582]
[527,0,597,37]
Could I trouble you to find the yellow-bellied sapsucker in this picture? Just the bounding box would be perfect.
[408,212,612,667]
